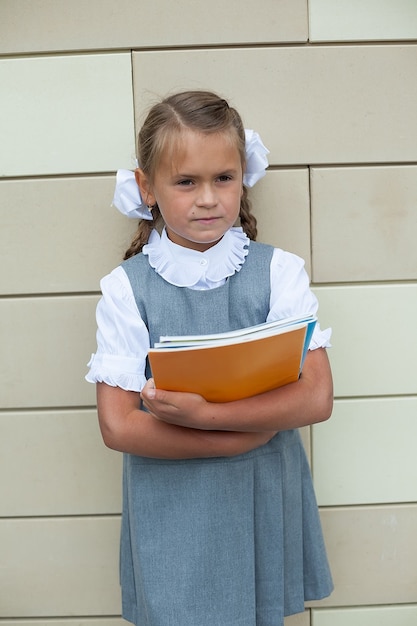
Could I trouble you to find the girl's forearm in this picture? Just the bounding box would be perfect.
[104,410,275,458]
[97,383,275,459]
[209,376,330,432]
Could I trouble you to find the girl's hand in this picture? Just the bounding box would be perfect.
[141,378,210,429]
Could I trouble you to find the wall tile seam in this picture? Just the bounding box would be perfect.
[330,393,417,402]
[308,162,417,170]
[0,43,346,61]
[2,44,311,63]
[311,279,417,288]
[1,39,417,61]
[1,283,414,303]
[2,162,417,182]
[0,292,102,300]
[0,616,124,622]
[318,500,417,510]
[0,48,133,61]
[310,602,417,611]
[0,172,120,182]
[317,502,417,512]
[3,394,416,413]
[0,406,98,414]
[2,161,416,184]
[0,407,98,415]
[0,514,121,521]
[307,165,314,272]
[308,38,417,45]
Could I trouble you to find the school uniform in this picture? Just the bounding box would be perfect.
[87,227,333,625]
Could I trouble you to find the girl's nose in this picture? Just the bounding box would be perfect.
[196,184,218,207]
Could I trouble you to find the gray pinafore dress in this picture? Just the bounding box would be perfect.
[120,241,333,626]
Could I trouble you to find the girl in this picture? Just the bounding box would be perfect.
[86,90,333,626]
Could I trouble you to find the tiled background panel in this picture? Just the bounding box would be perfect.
[0,54,135,177]
[312,284,417,397]
[0,514,311,621]
[0,517,121,617]
[133,45,417,166]
[311,165,417,283]
[6,1,417,50]
[309,0,417,42]
[312,604,417,626]
[0,296,98,409]
[316,505,417,606]
[0,177,137,295]
[0,621,125,626]
[312,397,417,506]
[251,168,311,275]
[0,510,310,626]
[285,612,310,626]
[0,0,308,53]
[0,410,122,517]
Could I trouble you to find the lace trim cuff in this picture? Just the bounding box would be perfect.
[309,325,332,350]
[85,353,146,392]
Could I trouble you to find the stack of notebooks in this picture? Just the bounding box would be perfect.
[148,314,316,403]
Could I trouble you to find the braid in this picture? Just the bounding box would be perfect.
[123,209,163,260]
[239,187,257,241]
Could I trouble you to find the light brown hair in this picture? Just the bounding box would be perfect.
[124,90,257,259]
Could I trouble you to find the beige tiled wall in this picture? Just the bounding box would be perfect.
[317,505,417,606]
[312,605,417,626]
[132,46,417,165]
[0,177,136,295]
[0,0,308,52]
[0,411,122,516]
[313,398,417,506]
[1,517,121,617]
[311,165,417,282]
[1,1,416,624]
[251,169,312,275]
[0,54,136,177]
[309,0,417,42]
[312,284,417,397]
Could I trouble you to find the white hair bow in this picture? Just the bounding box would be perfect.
[243,129,269,187]
[112,169,153,221]
[112,129,269,220]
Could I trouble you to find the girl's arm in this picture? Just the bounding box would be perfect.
[96,383,276,459]
[141,347,333,432]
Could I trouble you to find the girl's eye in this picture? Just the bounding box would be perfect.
[177,179,194,186]
[217,175,233,182]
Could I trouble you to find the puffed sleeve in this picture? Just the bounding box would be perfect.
[85,266,150,391]
[267,248,331,349]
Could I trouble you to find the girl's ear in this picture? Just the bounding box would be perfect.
[135,168,156,207]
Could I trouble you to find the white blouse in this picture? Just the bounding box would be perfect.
[86,227,331,391]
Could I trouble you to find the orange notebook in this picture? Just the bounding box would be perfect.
[148,314,316,403]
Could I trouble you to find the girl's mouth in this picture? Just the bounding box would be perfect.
[196,216,220,224]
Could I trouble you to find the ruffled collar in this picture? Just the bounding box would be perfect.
[142,227,249,287]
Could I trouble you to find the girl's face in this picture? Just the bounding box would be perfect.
[138,130,243,252]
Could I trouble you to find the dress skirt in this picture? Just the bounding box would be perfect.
[120,429,333,626]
